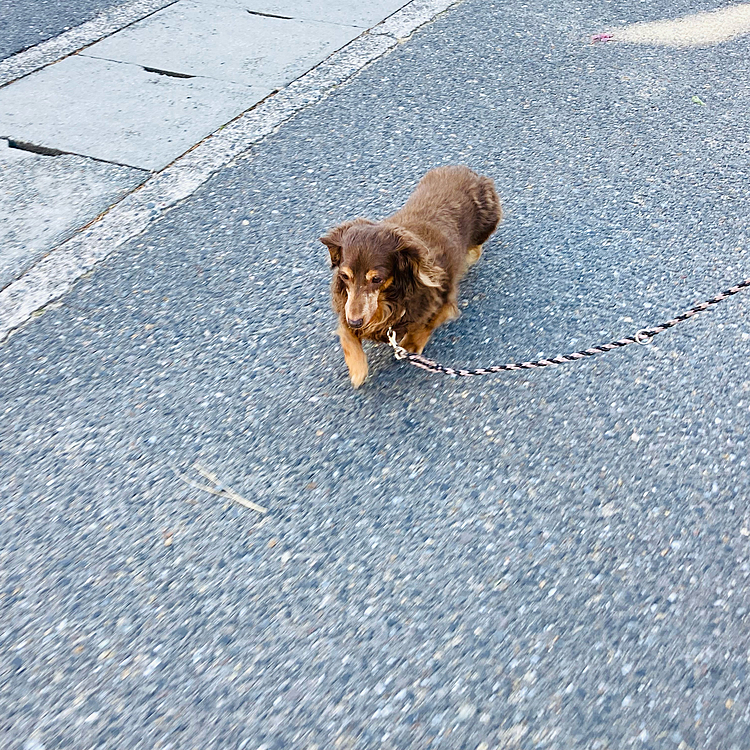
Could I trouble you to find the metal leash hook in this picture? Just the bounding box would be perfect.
[387,327,409,360]
[386,277,750,377]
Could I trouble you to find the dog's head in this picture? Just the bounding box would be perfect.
[321,219,444,330]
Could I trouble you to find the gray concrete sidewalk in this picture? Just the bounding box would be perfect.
[0,0,413,289]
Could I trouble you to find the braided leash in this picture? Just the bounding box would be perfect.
[387,278,750,377]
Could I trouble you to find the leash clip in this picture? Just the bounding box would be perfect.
[387,328,408,360]
[634,329,653,345]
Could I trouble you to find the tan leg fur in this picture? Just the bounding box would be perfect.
[466,244,483,268]
[337,323,368,388]
[400,300,459,354]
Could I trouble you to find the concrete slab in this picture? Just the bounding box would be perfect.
[0,139,147,289]
[0,55,273,170]
[83,1,363,88]
[202,0,408,28]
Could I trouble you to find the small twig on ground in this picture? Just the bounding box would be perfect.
[167,463,267,514]
[193,463,268,514]
[168,463,226,497]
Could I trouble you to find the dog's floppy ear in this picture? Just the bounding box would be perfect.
[320,218,373,268]
[391,227,445,290]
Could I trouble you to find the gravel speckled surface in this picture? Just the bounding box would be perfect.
[0,0,128,59]
[2,0,750,747]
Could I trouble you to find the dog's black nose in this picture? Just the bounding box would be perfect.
[348,318,364,329]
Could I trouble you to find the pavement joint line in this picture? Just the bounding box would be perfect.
[0,0,178,88]
[4,135,153,171]
[0,0,460,343]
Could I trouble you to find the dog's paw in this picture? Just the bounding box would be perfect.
[348,360,369,389]
[399,332,428,355]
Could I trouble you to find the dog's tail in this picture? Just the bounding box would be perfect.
[470,176,502,248]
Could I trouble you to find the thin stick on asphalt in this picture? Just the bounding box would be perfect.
[167,463,268,514]
[193,463,268,514]
[168,463,225,497]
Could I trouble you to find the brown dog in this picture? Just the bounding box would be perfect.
[321,165,502,387]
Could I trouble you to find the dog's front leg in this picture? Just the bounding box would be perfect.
[400,299,459,354]
[336,322,368,388]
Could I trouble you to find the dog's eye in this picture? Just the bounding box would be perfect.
[371,276,382,285]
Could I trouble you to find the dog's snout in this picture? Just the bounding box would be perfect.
[347,317,364,329]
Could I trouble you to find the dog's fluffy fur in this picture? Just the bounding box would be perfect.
[321,165,502,387]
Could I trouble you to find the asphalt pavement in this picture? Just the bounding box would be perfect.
[0,0,127,59]
[2,0,750,748]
